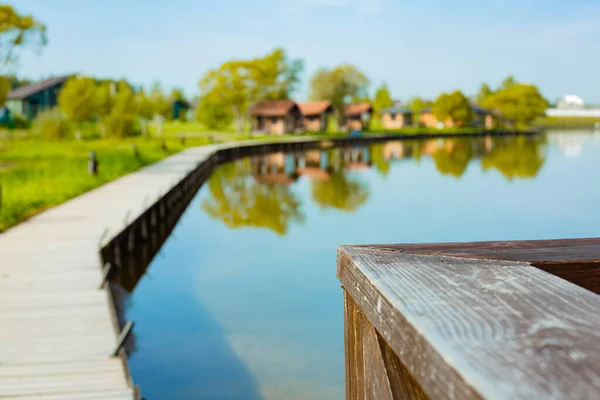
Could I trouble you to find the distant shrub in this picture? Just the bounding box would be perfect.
[13,113,30,129]
[102,114,139,138]
[31,108,70,140]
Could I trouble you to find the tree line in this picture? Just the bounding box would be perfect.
[1,4,550,137]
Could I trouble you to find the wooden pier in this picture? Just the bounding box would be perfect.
[337,239,600,399]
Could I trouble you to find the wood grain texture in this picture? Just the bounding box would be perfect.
[346,291,429,400]
[338,245,600,400]
[358,239,600,294]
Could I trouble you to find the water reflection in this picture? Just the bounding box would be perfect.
[203,134,547,235]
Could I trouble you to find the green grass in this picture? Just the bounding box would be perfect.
[533,116,600,129]
[0,136,212,232]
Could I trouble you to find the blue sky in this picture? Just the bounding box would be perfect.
[12,0,600,103]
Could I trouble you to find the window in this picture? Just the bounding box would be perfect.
[270,116,277,124]
[390,113,396,121]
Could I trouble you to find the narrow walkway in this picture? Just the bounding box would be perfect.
[0,137,319,399]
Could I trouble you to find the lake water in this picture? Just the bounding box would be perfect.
[114,130,600,399]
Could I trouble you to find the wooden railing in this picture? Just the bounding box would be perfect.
[337,239,600,399]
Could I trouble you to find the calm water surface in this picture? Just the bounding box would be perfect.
[116,130,600,399]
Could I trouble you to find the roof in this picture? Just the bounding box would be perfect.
[380,106,412,115]
[247,100,297,117]
[344,103,373,116]
[471,104,494,115]
[298,101,332,116]
[420,107,433,114]
[7,75,71,100]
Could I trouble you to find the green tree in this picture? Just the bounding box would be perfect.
[195,95,233,130]
[309,64,370,123]
[199,48,303,133]
[202,161,304,235]
[170,87,185,101]
[149,83,171,119]
[407,97,432,120]
[500,75,517,91]
[0,75,11,106]
[373,82,393,116]
[481,136,546,179]
[432,90,472,127]
[482,84,548,129]
[57,76,99,137]
[432,139,474,178]
[311,172,369,212]
[475,83,493,106]
[95,81,115,118]
[0,5,46,69]
[135,89,154,136]
[102,82,138,138]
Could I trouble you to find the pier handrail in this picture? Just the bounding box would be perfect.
[337,239,600,399]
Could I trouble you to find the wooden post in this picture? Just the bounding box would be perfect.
[112,321,134,357]
[99,262,114,289]
[88,151,98,175]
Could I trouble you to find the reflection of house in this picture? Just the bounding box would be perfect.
[342,103,373,131]
[383,141,406,160]
[299,101,334,132]
[380,106,413,129]
[6,75,70,120]
[248,100,302,134]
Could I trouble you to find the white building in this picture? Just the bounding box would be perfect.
[546,94,600,118]
[556,95,585,109]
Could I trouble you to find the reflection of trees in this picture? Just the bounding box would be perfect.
[432,139,474,178]
[369,143,391,177]
[481,136,546,179]
[311,172,369,212]
[202,161,305,235]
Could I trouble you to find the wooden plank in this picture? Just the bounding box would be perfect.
[0,389,135,400]
[338,245,600,400]
[362,239,600,294]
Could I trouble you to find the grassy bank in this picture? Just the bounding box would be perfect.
[533,116,600,129]
[0,136,214,232]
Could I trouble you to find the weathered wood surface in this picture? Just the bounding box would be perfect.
[357,239,600,294]
[338,242,600,400]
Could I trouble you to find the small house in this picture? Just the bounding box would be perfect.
[380,106,413,129]
[248,100,302,135]
[419,108,445,128]
[342,103,373,131]
[172,99,190,120]
[5,75,71,120]
[471,104,495,129]
[298,101,333,132]
[420,105,496,129]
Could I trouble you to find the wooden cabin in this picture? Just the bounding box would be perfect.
[298,101,333,132]
[248,100,302,135]
[471,104,496,129]
[419,108,445,128]
[6,75,70,120]
[380,106,413,129]
[420,105,496,129]
[342,103,373,131]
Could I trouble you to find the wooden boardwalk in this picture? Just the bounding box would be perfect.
[0,136,327,399]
